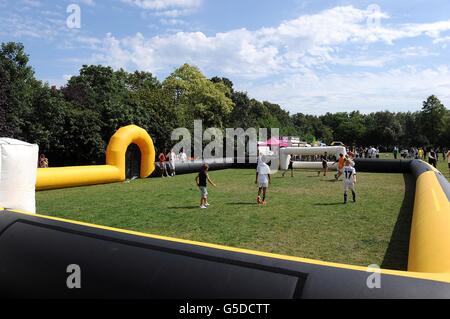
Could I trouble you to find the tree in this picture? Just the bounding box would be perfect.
[126,71,181,151]
[419,95,447,145]
[163,64,234,129]
[0,42,35,138]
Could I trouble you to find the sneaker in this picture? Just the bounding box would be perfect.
[200,206,207,209]
[205,203,210,207]
[257,196,262,204]
[262,201,267,205]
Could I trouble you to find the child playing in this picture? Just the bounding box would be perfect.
[282,154,294,177]
[256,159,271,205]
[343,159,357,204]
[195,164,217,209]
[334,153,346,181]
[318,152,328,177]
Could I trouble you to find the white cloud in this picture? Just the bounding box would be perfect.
[74,0,96,6]
[433,36,450,45]
[65,5,450,112]
[22,0,42,8]
[159,18,187,26]
[244,66,450,114]
[0,13,63,39]
[122,0,201,10]
[85,6,450,79]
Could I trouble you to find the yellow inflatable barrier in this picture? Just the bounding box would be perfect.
[36,125,155,191]
[409,169,450,273]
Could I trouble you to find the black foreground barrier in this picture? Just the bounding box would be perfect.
[1,158,450,299]
[0,209,450,299]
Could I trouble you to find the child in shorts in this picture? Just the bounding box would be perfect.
[343,159,357,204]
[256,159,272,205]
[195,164,217,209]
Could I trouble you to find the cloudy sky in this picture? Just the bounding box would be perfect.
[1,0,450,114]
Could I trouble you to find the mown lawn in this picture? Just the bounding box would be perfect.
[37,156,427,270]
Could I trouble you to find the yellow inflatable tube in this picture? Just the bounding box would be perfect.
[408,170,450,273]
[36,125,155,191]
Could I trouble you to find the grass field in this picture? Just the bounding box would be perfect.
[36,155,450,270]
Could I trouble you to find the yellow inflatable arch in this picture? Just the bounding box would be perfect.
[36,125,155,191]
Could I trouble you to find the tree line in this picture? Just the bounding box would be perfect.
[1,42,449,166]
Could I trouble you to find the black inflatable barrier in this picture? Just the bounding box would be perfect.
[1,210,450,299]
[2,158,449,299]
[151,157,257,177]
[353,159,412,173]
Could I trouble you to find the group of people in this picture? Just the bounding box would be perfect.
[392,146,449,170]
[157,148,188,178]
[261,152,357,206]
[352,147,380,159]
[196,152,358,210]
[158,144,450,209]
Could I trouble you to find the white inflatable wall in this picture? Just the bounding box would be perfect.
[280,146,347,170]
[0,138,38,213]
[291,162,339,170]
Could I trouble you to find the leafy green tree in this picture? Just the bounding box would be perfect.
[163,64,234,129]
[0,42,35,138]
[126,71,180,151]
[63,65,133,143]
[419,95,447,145]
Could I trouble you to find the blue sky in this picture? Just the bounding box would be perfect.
[1,0,450,114]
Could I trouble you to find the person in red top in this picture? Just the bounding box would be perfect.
[158,152,169,178]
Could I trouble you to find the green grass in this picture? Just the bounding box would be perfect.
[37,153,448,270]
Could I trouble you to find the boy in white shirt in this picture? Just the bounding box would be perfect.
[167,150,177,177]
[180,148,188,163]
[343,159,357,204]
[255,159,271,205]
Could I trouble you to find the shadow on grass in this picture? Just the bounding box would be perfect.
[313,202,345,206]
[167,206,200,210]
[226,202,257,206]
[381,174,415,271]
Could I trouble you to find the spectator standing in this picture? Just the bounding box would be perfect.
[418,148,424,160]
[180,148,188,163]
[393,146,399,160]
[38,154,49,168]
[158,152,169,178]
[428,149,437,168]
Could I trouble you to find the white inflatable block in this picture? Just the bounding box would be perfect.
[0,138,38,214]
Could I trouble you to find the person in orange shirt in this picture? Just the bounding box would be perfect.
[334,153,346,181]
